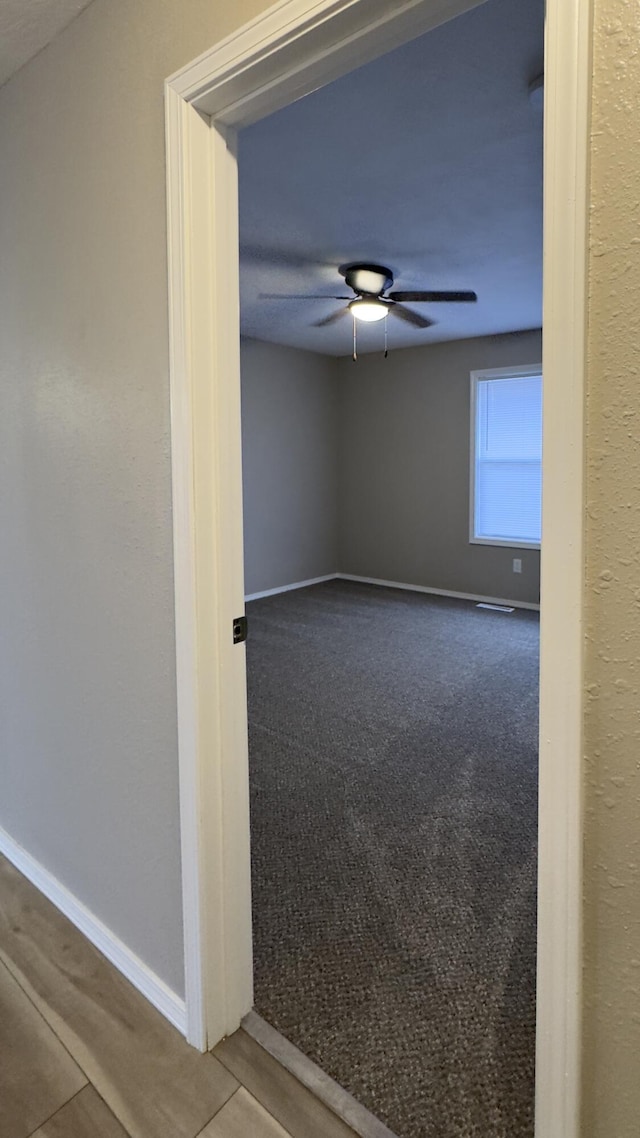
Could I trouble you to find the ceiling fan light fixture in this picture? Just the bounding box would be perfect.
[349,298,388,323]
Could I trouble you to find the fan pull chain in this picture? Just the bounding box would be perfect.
[352,313,357,362]
[384,313,388,358]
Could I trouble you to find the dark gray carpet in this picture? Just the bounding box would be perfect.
[247,580,538,1138]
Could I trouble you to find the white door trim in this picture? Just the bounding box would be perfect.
[535,1,592,1134]
[165,2,591,1133]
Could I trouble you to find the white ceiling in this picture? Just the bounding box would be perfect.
[0,0,94,88]
[238,0,544,357]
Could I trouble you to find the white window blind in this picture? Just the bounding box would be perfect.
[471,368,542,547]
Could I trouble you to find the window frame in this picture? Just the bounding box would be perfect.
[469,363,543,550]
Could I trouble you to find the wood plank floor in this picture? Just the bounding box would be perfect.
[0,961,86,1138]
[213,1029,360,1138]
[0,853,361,1138]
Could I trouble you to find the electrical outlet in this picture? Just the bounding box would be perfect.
[513,558,522,573]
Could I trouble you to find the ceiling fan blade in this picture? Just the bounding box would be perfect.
[260,293,351,300]
[313,308,348,327]
[389,303,435,329]
[388,290,477,303]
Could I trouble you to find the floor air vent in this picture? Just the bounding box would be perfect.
[476,602,515,613]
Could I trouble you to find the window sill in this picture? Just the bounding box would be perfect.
[470,536,541,551]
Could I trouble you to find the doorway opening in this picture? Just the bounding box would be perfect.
[237,4,542,1132]
[165,0,589,1136]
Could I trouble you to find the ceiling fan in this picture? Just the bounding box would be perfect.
[263,262,477,330]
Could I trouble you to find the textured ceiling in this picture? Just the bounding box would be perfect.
[0,0,94,88]
[238,0,544,357]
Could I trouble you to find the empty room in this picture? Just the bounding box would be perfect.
[237,1,543,1136]
[1,0,635,1132]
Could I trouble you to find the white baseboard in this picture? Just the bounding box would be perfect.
[337,574,540,612]
[246,572,540,611]
[245,573,338,602]
[0,825,186,1035]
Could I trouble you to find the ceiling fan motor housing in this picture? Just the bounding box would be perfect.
[341,263,394,296]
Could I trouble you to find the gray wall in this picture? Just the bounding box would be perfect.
[336,330,542,605]
[241,340,339,595]
[0,0,273,998]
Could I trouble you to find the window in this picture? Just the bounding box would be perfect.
[470,365,542,548]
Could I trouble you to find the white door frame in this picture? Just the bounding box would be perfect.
[165,1,591,1134]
